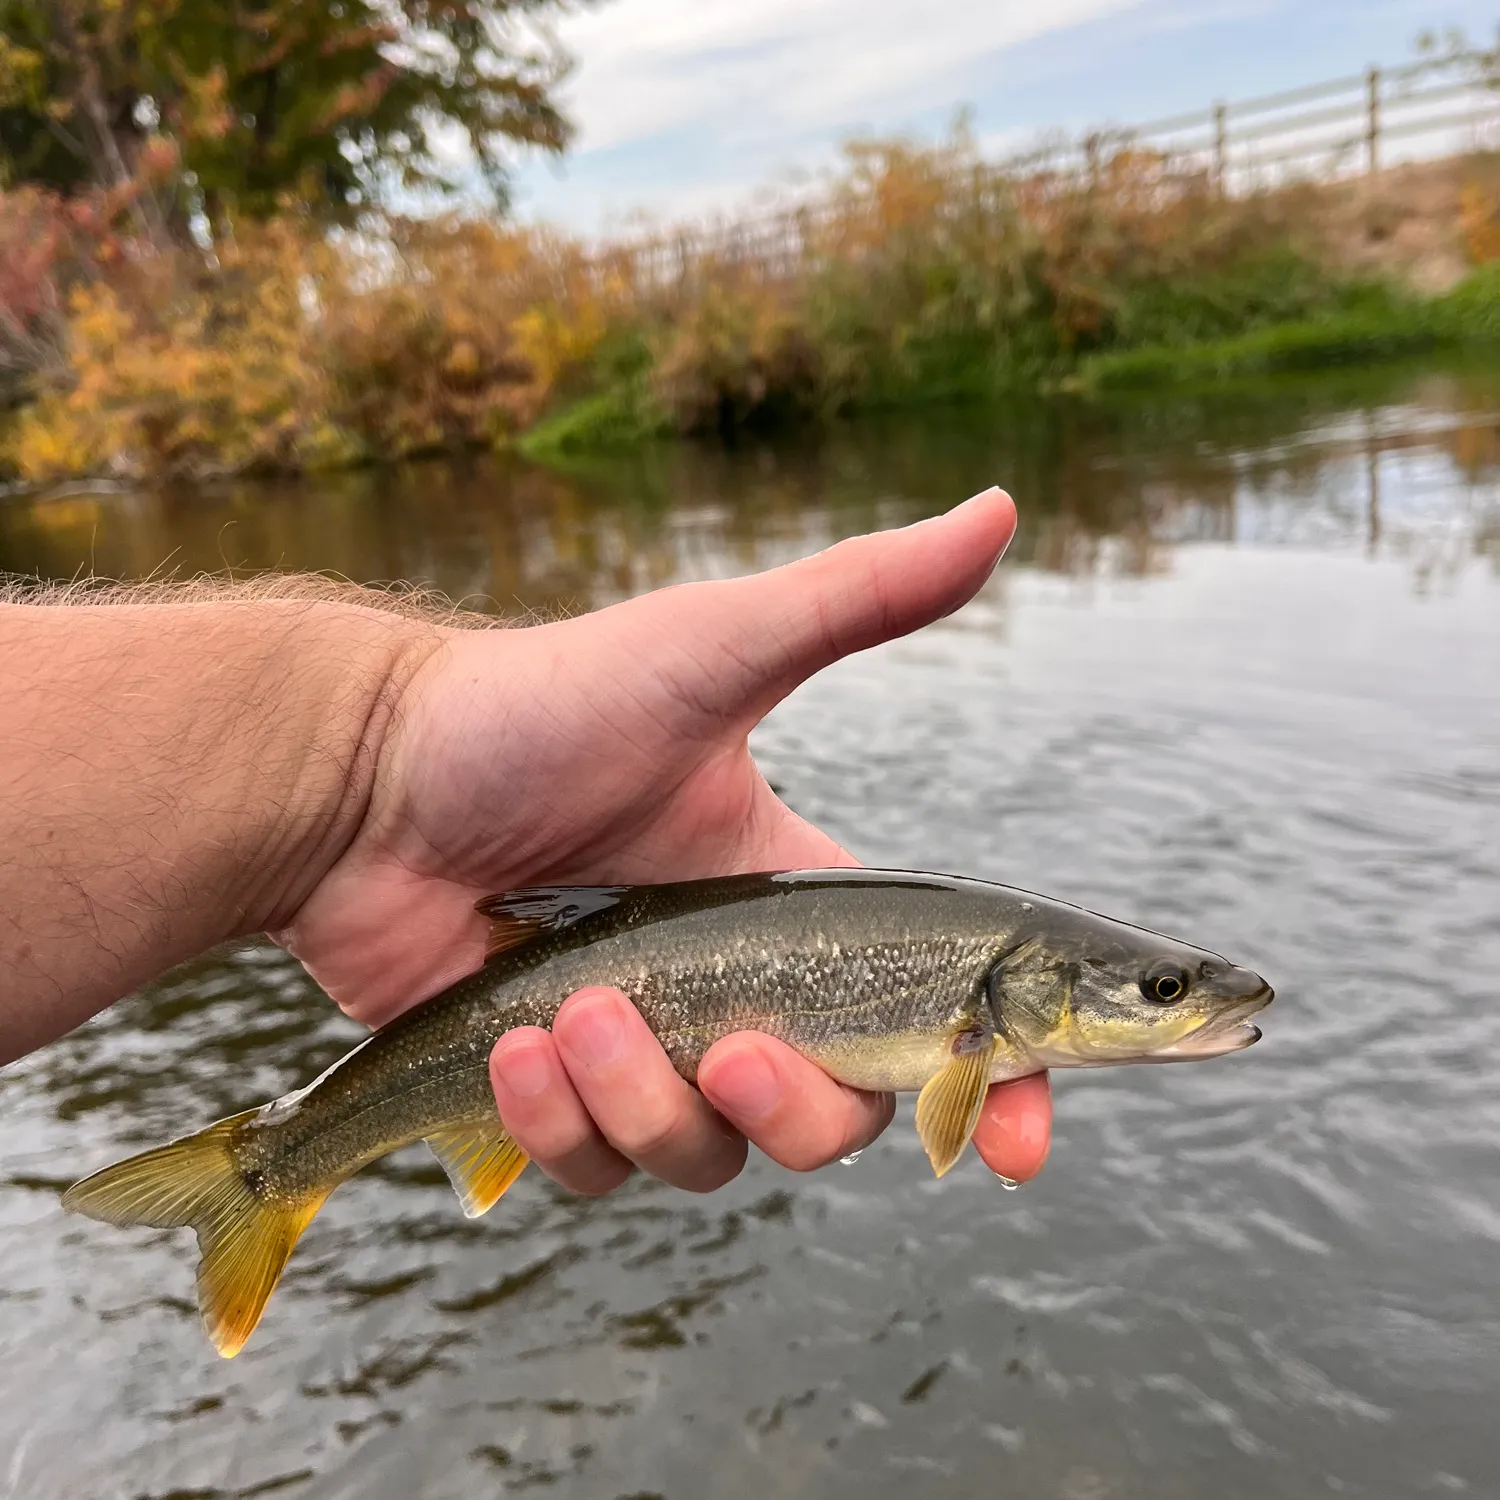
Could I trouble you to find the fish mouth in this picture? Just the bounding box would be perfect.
[1151,987,1273,1061]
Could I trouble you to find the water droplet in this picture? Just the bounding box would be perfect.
[998,1175,1020,1191]
[839,1150,864,1166]
[1020,902,1034,913]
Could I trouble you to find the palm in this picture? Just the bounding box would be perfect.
[278,492,1014,1027]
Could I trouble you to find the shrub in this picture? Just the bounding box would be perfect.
[0,182,135,407]
[9,127,1493,479]
[9,216,636,479]
[649,262,823,432]
[1460,178,1500,264]
[11,220,354,480]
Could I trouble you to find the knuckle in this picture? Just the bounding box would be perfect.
[769,1134,841,1173]
[504,1106,595,1164]
[678,1141,748,1194]
[565,1167,633,1198]
[781,1151,832,1174]
[610,1109,690,1163]
[547,1146,632,1197]
[854,1091,896,1144]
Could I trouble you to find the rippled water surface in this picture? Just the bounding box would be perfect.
[2,369,1498,1499]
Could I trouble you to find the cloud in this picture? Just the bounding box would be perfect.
[508,0,1151,227]
[548,0,1148,156]
[510,0,1499,228]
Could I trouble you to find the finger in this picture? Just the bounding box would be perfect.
[971,1072,1052,1183]
[618,486,1017,724]
[552,988,749,1192]
[489,1026,635,1195]
[698,1032,895,1172]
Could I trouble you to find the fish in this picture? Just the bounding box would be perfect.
[61,868,1273,1357]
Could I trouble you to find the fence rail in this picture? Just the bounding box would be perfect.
[1131,52,1499,186]
[604,47,1500,284]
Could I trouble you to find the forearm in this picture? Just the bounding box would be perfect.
[0,595,433,1061]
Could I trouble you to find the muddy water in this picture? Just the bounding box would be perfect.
[2,367,1498,1499]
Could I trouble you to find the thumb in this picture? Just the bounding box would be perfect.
[623,486,1016,722]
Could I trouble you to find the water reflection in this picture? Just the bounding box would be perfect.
[4,365,1497,608]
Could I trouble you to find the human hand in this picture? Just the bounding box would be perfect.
[275,487,1051,1189]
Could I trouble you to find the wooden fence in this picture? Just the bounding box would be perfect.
[1132,51,1499,187]
[607,47,1500,284]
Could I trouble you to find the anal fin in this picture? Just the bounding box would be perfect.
[914,1025,996,1178]
[426,1116,530,1218]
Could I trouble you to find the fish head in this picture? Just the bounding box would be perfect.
[988,912,1272,1069]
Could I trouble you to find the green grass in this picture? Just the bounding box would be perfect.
[1075,266,1500,392]
[516,380,670,459]
[1077,309,1445,390]
[1435,259,1500,341]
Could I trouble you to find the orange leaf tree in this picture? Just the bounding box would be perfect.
[0,0,587,233]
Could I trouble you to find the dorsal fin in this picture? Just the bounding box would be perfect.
[474,886,628,959]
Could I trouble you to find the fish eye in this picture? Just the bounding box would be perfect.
[1141,962,1188,1004]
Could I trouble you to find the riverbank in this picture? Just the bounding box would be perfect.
[1074,262,1500,391]
[3,142,1498,485]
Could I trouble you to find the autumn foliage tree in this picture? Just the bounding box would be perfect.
[0,0,584,232]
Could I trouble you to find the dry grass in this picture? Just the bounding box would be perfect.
[1312,154,1500,294]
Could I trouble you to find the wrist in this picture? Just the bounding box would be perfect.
[242,602,444,936]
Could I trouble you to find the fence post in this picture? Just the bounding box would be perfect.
[1366,65,1380,175]
[1213,102,1227,192]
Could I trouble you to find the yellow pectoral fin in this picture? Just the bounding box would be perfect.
[914,1028,996,1178]
[425,1117,530,1218]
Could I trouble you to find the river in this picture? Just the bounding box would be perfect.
[1,365,1497,1499]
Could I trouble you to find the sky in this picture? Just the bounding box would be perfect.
[506,0,1499,233]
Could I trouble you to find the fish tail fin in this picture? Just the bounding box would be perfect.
[61,1109,330,1359]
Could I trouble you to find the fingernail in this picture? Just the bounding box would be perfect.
[985,1097,1050,1184]
[493,1041,551,1100]
[911,486,997,529]
[935,486,1014,568]
[1002,1107,1050,1183]
[565,993,626,1068]
[1016,1106,1048,1155]
[708,1048,781,1122]
[994,1106,1048,1154]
